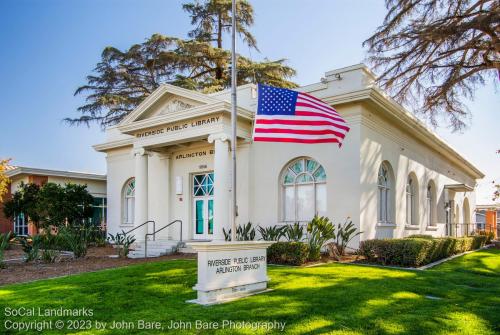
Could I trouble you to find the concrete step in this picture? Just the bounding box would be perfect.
[128,240,181,258]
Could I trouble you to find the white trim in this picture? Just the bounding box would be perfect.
[119,84,221,126]
[5,167,106,181]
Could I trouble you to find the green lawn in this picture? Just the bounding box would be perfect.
[1,249,499,335]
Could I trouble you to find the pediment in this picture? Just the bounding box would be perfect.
[119,84,220,125]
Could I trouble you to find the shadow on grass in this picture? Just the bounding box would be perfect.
[0,251,499,334]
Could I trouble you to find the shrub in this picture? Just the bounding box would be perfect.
[258,225,286,241]
[59,224,93,258]
[478,231,495,244]
[334,219,362,256]
[307,215,336,261]
[223,222,256,241]
[472,235,488,249]
[41,249,58,263]
[18,235,42,262]
[285,223,305,242]
[108,231,136,258]
[0,232,12,267]
[407,234,434,239]
[359,236,482,267]
[267,242,309,266]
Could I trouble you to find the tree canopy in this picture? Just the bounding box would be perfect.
[3,182,95,230]
[0,159,10,202]
[67,0,297,128]
[364,0,499,130]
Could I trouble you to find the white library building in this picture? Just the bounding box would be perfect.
[94,64,484,254]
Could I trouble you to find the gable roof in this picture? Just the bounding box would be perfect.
[118,84,221,126]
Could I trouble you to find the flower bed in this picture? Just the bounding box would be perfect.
[358,235,488,267]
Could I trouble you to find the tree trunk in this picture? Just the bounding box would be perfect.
[215,11,223,80]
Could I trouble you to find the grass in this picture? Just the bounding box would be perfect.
[0,249,499,334]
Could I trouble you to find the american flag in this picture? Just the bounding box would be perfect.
[252,85,350,146]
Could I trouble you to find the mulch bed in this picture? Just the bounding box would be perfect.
[0,245,195,286]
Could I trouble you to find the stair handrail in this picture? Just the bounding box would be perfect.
[144,219,182,258]
[123,220,155,237]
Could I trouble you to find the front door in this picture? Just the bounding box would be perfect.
[192,173,214,240]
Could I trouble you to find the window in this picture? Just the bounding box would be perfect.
[406,176,417,226]
[91,197,107,226]
[377,163,392,223]
[282,158,326,222]
[123,179,135,224]
[426,183,435,226]
[14,213,28,236]
[193,173,214,196]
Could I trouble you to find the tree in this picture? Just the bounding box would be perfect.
[3,182,94,230]
[3,182,41,229]
[183,0,257,80]
[364,0,499,130]
[67,1,297,128]
[0,159,11,202]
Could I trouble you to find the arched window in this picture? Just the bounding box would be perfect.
[377,163,392,223]
[426,183,436,226]
[406,175,417,226]
[123,178,135,224]
[282,158,326,222]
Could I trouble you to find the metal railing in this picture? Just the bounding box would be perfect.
[144,220,182,258]
[124,220,155,237]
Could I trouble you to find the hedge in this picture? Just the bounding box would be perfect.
[267,242,309,266]
[359,236,488,267]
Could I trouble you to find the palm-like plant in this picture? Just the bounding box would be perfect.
[0,232,12,267]
[335,219,362,256]
[223,222,256,241]
[307,216,336,261]
[258,225,286,241]
[285,223,305,242]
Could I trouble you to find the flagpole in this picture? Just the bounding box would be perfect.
[230,0,237,242]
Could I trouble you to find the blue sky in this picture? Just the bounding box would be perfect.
[0,0,498,203]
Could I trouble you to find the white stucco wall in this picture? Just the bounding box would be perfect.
[47,176,106,197]
[359,106,477,240]
[96,64,483,246]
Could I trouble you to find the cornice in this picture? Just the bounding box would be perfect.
[117,101,253,134]
[93,138,134,152]
[317,86,483,180]
[366,88,484,179]
[6,167,106,181]
[119,84,221,125]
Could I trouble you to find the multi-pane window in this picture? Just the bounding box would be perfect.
[193,173,214,196]
[282,158,326,222]
[123,179,135,224]
[406,176,416,226]
[377,164,391,223]
[91,197,107,226]
[14,213,28,236]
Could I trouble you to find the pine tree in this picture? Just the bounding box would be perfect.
[67,1,296,128]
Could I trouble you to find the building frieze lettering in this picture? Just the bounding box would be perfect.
[135,115,221,138]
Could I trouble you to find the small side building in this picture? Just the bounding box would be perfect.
[0,166,107,236]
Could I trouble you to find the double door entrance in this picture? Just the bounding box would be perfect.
[192,172,214,240]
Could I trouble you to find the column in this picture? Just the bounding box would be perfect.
[134,148,149,241]
[158,154,171,239]
[208,133,230,241]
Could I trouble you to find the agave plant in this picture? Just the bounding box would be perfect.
[258,225,286,241]
[335,219,361,256]
[108,230,136,257]
[285,222,305,242]
[0,232,12,267]
[223,222,256,241]
[307,215,336,261]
